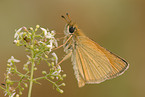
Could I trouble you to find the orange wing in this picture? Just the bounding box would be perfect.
[71,36,129,87]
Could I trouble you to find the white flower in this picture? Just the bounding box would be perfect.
[47,39,58,49]
[52,65,61,76]
[7,68,11,75]
[14,27,23,38]
[26,55,31,58]
[14,28,24,41]
[8,56,20,63]
[51,52,58,64]
[56,65,61,74]
[26,55,31,60]
[40,27,47,36]
[38,41,43,44]
[51,30,55,34]
[4,91,7,96]
[10,92,16,97]
[46,40,53,48]
[46,32,54,39]
[40,27,55,39]
[38,41,46,46]
[4,88,16,97]
[23,61,30,70]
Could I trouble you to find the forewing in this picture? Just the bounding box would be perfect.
[73,36,129,87]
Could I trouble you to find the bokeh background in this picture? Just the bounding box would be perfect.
[0,0,145,97]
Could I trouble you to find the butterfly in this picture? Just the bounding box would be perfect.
[59,13,129,87]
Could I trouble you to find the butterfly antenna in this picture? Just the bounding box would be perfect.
[61,13,72,24]
[61,15,69,23]
[66,13,71,22]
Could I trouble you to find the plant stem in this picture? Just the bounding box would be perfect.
[28,50,35,97]
[27,30,36,97]
[28,59,35,97]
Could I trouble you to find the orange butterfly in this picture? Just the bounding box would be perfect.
[60,13,129,87]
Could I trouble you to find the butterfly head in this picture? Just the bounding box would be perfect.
[61,13,78,35]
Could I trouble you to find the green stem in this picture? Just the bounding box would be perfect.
[28,30,35,97]
[28,57,35,97]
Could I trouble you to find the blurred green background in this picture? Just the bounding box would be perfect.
[0,0,145,97]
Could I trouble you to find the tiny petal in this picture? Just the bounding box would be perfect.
[51,30,55,35]
[8,56,20,63]
[52,65,61,76]
[26,55,31,60]
[7,68,11,74]
[13,58,20,63]
[26,61,30,65]
[7,56,15,62]
[51,52,58,64]
[40,27,47,36]
[14,27,23,38]
[38,41,44,44]
[10,92,16,97]
[57,65,61,74]
[23,61,30,71]
[45,32,53,38]
[4,91,8,96]
[46,40,53,49]
[46,44,52,48]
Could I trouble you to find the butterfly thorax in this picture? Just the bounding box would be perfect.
[63,24,85,54]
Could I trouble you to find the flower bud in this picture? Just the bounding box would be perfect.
[42,71,47,75]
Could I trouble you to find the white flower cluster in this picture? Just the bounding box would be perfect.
[3,25,65,96]
[13,27,27,44]
[7,56,20,75]
[5,56,20,97]
[40,27,58,51]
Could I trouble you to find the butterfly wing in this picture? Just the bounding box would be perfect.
[71,36,129,87]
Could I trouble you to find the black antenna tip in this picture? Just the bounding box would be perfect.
[61,15,65,18]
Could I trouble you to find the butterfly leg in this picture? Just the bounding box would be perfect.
[52,35,73,51]
[56,36,66,41]
[55,52,72,68]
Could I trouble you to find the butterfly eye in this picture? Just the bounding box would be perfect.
[69,26,75,33]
